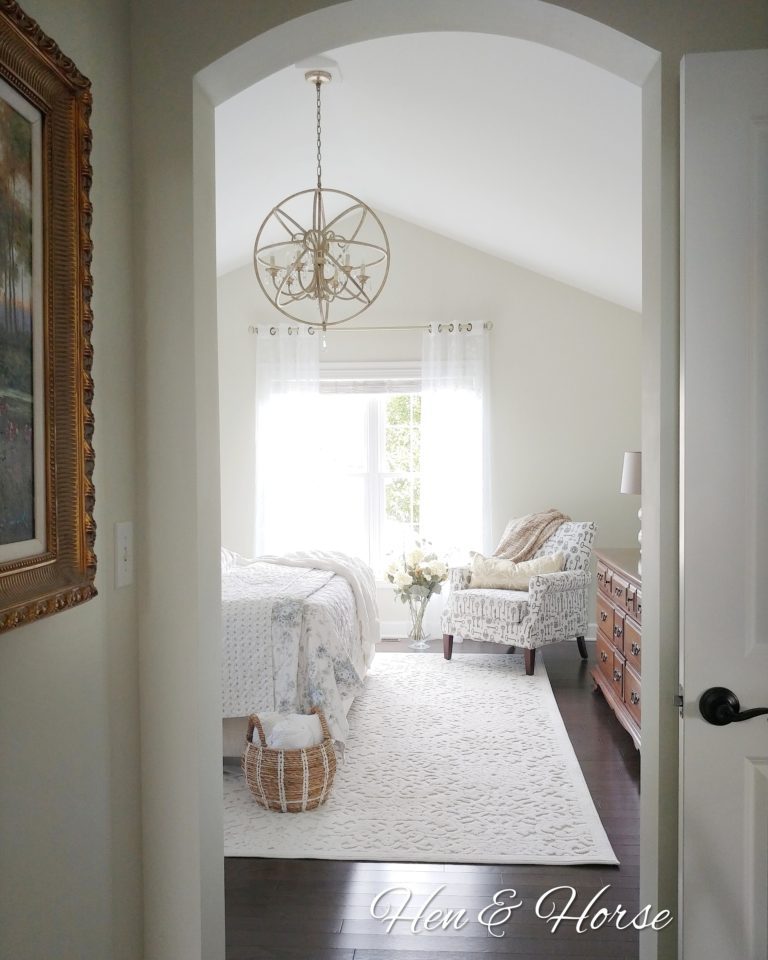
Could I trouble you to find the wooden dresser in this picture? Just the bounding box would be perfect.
[591,548,642,749]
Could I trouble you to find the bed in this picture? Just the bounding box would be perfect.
[221,549,378,749]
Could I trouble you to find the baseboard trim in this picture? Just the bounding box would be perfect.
[381,620,409,640]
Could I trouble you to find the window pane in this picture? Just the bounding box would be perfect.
[294,394,369,560]
[382,475,420,561]
[385,477,412,524]
[385,393,411,426]
[384,425,413,472]
[379,392,421,566]
[312,474,369,560]
[316,394,368,473]
[383,393,420,473]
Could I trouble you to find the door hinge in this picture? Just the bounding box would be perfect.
[675,684,684,717]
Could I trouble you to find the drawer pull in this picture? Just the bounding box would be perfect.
[600,611,608,622]
[630,691,640,705]
[630,642,641,656]
[613,668,623,682]
[614,625,623,638]
[600,651,608,662]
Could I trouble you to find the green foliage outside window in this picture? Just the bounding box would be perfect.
[383,394,420,535]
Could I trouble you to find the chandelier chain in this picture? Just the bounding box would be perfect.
[315,81,322,189]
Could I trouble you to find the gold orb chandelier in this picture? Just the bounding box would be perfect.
[253,70,390,331]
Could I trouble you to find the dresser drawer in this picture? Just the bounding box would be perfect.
[596,632,613,683]
[596,560,611,597]
[625,616,641,672]
[624,664,641,726]
[612,607,625,653]
[597,594,613,640]
[611,573,628,608]
[611,651,625,701]
[592,551,642,749]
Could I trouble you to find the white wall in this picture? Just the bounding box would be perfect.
[127,2,767,959]
[0,2,141,959]
[218,213,641,630]
[0,3,762,959]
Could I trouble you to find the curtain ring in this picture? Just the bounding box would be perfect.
[308,326,315,335]
[448,323,455,333]
[437,323,443,333]
[270,326,277,336]
[427,323,432,334]
[466,322,473,332]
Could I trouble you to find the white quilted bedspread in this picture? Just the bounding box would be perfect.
[221,557,374,742]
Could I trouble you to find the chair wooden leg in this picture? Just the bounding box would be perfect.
[576,636,588,659]
[524,648,535,675]
[443,634,454,660]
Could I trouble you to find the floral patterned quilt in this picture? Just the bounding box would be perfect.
[221,558,373,742]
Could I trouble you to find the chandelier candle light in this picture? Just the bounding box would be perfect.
[253,70,390,332]
[386,543,449,650]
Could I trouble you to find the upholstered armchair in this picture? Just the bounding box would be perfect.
[441,521,597,675]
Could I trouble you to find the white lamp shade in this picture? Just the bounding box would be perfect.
[621,451,642,495]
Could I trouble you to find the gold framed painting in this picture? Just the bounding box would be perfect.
[0,1,95,632]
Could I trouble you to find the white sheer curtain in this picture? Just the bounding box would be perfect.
[254,328,321,555]
[420,326,491,563]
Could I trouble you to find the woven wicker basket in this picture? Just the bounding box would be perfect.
[241,708,337,813]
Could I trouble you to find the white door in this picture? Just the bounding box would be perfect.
[680,50,768,960]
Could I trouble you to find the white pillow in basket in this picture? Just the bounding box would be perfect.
[253,712,324,749]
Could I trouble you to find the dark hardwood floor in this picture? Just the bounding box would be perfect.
[225,638,641,959]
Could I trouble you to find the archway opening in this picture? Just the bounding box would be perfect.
[190,3,665,956]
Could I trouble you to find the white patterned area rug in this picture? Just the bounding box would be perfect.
[223,652,618,865]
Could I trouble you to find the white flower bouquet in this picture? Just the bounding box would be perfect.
[385,541,449,648]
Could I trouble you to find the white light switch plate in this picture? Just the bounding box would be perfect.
[115,521,134,588]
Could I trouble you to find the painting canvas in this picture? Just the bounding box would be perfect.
[0,95,33,545]
[0,78,43,564]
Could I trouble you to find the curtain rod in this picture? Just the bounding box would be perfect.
[247,321,494,335]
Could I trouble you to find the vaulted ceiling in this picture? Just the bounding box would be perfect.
[215,32,642,311]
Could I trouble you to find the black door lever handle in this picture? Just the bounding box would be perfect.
[699,687,768,726]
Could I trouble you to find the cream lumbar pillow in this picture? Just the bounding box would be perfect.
[469,552,565,590]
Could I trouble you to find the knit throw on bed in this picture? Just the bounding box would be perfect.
[492,509,571,562]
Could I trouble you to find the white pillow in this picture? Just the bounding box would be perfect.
[252,712,325,749]
[469,552,565,590]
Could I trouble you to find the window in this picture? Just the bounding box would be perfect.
[257,353,486,571]
[381,393,421,555]
[311,388,422,574]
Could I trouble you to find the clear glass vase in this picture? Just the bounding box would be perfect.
[407,591,431,650]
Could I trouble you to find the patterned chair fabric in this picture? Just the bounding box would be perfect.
[441,521,597,651]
